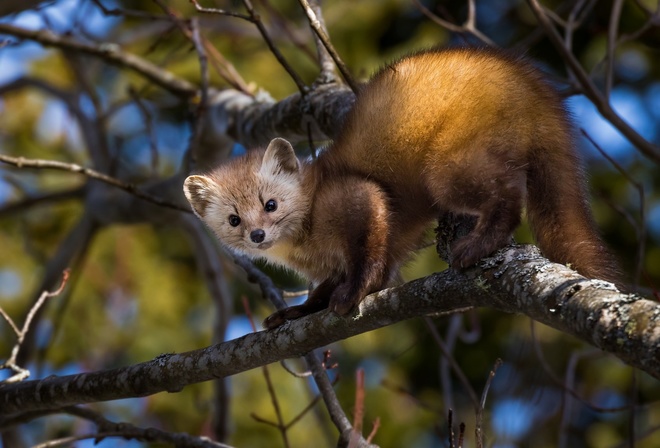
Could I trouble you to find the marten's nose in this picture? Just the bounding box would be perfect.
[250,229,265,243]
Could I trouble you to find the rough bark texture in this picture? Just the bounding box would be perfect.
[207,83,356,148]
[1,244,656,421]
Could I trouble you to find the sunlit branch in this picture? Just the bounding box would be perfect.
[297,0,358,92]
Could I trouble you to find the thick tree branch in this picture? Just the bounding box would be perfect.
[1,244,655,420]
[206,83,354,148]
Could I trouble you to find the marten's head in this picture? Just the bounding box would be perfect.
[184,138,309,257]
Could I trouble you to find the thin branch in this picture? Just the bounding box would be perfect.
[0,154,191,213]
[348,368,366,448]
[530,321,634,413]
[0,76,109,168]
[297,0,359,92]
[412,0,496,47]
[60,406,233,448]
[91,0,173,21]
[191,0,308,94]
[581,129,647,288]
[558,347,603,447]
[475,359,501,448]
[0,23,197,97]
[232,255,367,445]
[0,186,84,218]
[158,0,252,94]
[424,317,480,411]
[188,0,252,21]
[526,0,660,164]
[187,15,211,167]
[243,297,291,448]
[1,270,70,383]
[606,0,625,98]
[128,87,160,175]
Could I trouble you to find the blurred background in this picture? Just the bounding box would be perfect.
[0,0,659,446]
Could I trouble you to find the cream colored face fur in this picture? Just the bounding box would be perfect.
[183,139,309,261]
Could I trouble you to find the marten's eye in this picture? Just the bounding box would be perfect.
[228,215,241,227]
[264,199,278,212]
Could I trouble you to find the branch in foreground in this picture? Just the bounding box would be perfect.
[1,244,656,419]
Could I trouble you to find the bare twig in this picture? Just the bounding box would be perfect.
[448,409,455,448]
[257,0,318,64]
[188,16,211,167]
[91,0,172,21]
[280,350,336,378]
[297,0,359,92]
[365,417,380,444]
[558,347,603,447]
[1,270,70,383]
[128,87,160,175]
[411,0,496,47]
[530,321,634,413]
[475,358,502,448]
[606,0,625,98]
[158,0,251,94]
[581,129,646,287]
[191,0,307,94]
[61,406,232,448]
[424,317,480,410]
[242,297,291,448]
[348,368,366,448]
[189,0,252,21]
[0,153,191,213]
[0,186,84,218]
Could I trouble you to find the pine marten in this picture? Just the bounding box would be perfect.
[183,47,621,329]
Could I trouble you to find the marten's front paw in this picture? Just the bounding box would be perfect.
[329,283,361,316]
[263,305,309,329]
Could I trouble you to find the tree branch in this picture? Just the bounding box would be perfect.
[526,0,660,164]
[0,154,191,213]
[0,23,197,98]
[206,83,354,148]
[1,244,655,420]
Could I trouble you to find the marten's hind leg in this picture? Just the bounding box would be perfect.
[425,152,526,269]
[449,193,522,269]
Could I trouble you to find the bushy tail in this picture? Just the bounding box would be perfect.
[526,131,622,287]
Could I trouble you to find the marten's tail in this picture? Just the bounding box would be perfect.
[526,129,622,288]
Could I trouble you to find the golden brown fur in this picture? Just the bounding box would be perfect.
[184,47,621,328]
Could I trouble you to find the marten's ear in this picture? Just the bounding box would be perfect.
[261,138,299,175]
[183,175,215,218]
